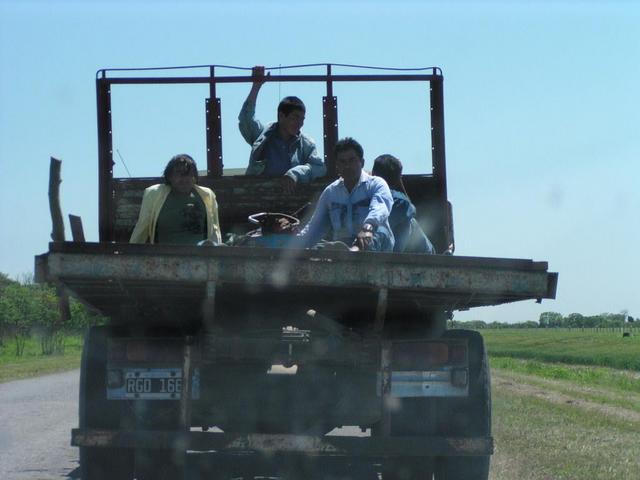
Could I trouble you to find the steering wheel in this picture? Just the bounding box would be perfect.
[248,212,300,234]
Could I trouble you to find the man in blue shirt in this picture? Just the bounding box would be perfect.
[298,137,394,252]
[238,66,326,194]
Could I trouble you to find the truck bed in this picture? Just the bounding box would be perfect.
[35,242,557,317]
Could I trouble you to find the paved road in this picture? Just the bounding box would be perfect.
[0,370,371,480]
[0,370,80,480]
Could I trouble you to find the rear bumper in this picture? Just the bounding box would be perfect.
[71,428,493,457]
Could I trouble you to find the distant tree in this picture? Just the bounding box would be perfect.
[448,319,483,329]
[449,311,636,330]
[0,271,108,356]
[565,312,585,328]
[521,321,539,329]
[0,272,18,345]
[0,272,14,289]
[467,320,488,329]
[0,283,33,356]
[597,312,625,327]
[69,298,106,331]
[31,283,63,355]
[539,311,562,328]
[619,309,635,324]
[487,321,506,329]
[0,305,5,347]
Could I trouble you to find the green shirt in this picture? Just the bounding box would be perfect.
[155,190,207,244]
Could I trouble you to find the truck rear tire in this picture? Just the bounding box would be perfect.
[434,329,491,480]
[79,326,135,480]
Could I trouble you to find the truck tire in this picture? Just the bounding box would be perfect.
[79,326,135,480]
[434,329,491,480]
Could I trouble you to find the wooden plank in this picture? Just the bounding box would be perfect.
[69,215,86,242]
[111,175,441,242]
[72,429,493,456]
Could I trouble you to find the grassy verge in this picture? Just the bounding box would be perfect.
[493,366,640,418]
[490,356,640,394]
[472,328,640,478]
[479,328,640,370]
[491,382,640,480]
[0,335,83,383]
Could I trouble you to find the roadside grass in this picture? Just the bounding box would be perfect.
[480,328,640,370]
[0,335,83,383]
[476,328,640,477]
[490,356,640,395]
[491,384,640,480]
[492,366,640,419]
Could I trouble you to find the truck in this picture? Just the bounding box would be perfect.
[35,64,558,480]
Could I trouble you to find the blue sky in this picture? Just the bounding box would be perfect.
[1,0,638,323]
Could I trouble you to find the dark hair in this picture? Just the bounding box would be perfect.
[278,96,306,117]
[372,154,407,194]
[334,137,364,160]
[163,154,198,184]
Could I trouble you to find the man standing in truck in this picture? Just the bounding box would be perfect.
[238,66,326,193]
[298,137,394,252]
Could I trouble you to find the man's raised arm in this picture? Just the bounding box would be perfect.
[238,66,270,145]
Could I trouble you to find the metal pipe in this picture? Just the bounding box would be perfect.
[100,74,441,85]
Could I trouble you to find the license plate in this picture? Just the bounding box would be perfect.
[107,368,200,400]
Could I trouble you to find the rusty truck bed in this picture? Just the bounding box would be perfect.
[35,242,557,316]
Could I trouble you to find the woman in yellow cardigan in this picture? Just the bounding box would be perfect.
[130,154,222,245]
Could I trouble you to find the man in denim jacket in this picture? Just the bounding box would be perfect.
[298,137,394,252]
[372,154,435,254]
[238,66,326,193]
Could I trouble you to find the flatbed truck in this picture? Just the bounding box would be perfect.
[35,64,557,479]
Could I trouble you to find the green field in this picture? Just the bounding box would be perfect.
[490,356,640,396]
[490,383,640,480]
[481,328,640,479]
[479,328,640,371]
[0,335,83,383]
[478,327,640,413]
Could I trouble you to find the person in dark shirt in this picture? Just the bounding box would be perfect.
[371,154,435,254]
[130,154,222,245]
[238,66,326,193]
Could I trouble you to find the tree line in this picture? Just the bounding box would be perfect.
[0,272,104,356]
[451,311,636,330]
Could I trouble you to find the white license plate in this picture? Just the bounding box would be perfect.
[108,368,200,400]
